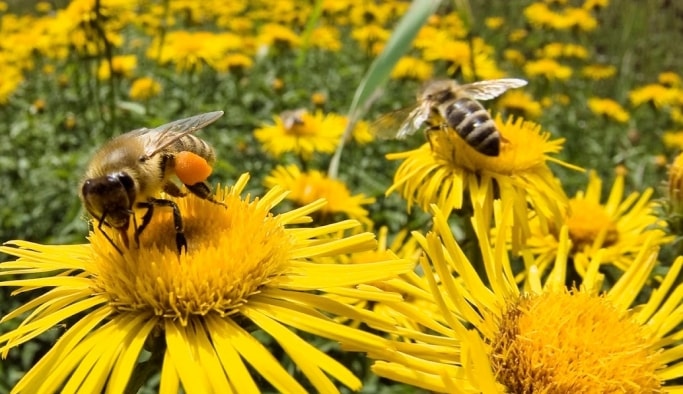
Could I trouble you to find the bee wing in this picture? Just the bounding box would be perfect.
[372,104,431,140]
[460,78,528,100]
[141,111,224,159]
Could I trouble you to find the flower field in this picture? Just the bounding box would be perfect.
[1,0,683,392]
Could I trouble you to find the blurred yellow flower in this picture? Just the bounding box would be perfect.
[310,25,342,52]
[537,42,589,59]
[485,16,505,29]
[583,0,610,9]
[0,175,411,393]
[128,76,162,101]
[503,49,526,66]
[658,71,682,87]
[368,204,683,393]
[0,65,23,104]
[508,28,528,42]
[97,54,137,80]
[422,37,505,81]
[387,115,577,251]
[151,31,243,72]
[265,165,375,226]
[588,97,630,123]
[629,83,682,108]
[525,3,597,31]
[254,109,343,158]
[524,58,572,80]
[257,23,301,49]
[523,171,671,276]
[390,56,434,81]
[663,130,683,150]
[581,63,617,80]
[351,24,390,54]
[497,90,543,118]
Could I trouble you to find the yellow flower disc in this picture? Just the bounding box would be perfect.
[491,291,660,393]
[91,185,293,322]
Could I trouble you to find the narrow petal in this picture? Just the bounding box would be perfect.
[204,317,260,394]
[244,307,361,392]
[206,314,306,394]
[165,321,212,394]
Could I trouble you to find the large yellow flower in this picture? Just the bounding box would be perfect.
[0,174,413,393]
[522,171,672,277]
[386,114,577,251]
[367,204,683,393]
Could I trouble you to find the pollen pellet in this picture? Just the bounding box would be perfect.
[175,151,212,185]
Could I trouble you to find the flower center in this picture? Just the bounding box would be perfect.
[566,199,618,251]
[490,291,660,393]
[90,189,294,324]
[429,115,558,174]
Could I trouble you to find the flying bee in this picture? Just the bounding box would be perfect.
[80,111,225,255]
[374,78,527,156]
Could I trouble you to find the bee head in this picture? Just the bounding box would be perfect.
[81,172,136,229]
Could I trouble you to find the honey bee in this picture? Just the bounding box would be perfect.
[279,108,308,130]
[80,111,225,255]
[375,78,527,156]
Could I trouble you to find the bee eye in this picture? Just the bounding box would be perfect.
[114,173,135,193]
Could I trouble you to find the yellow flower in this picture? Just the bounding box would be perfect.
[659,71,682,87]
[537,42,589,59]
[368,204,683,393]
[128,76,162,101]
[214,53,254,73]
[629,83,681,108]
[587,97,630,123]
[97,54,137,80]
[264,165,375,226]
[0,174,413,393]
[0,65,23,105]
[663,130,683,150]
[390,56,434,81]
[496,90,543,118]
[309,25,342,52]
[524,58,573,80]
[422,37,505,81]
[256,23,300,49]
[503,49,526,66]
[523,171,671,276]
[351,24,390,54]
[485,16,505,30]
[581,63,617,80]
[386,115,577,251]
[150,31,242,72]
[583,0,609,9]
[254,109,344,159]
[524,3,597,31]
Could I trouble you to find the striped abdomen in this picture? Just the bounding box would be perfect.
[161,133,216,164]
[440,97,500,156]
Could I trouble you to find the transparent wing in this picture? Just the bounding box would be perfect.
[371,106,429,140]
[459,78,528,100]
[140,111,224,159]
[279,108,307,130]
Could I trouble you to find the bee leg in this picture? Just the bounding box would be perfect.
[424,124,441,151]
[96,211,124,255]
[136,198,187,254]
[163,182,186,198]
[185,182,227,208]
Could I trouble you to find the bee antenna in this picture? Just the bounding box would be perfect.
[96,210,124,255]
